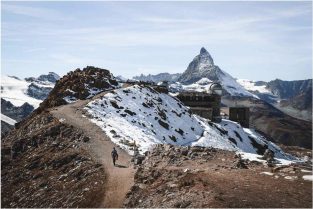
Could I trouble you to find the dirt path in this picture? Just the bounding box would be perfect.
[50,93,135,208]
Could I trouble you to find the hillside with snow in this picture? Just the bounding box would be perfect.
[85,85,295,163]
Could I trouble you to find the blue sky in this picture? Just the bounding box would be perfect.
[1,1,312,81]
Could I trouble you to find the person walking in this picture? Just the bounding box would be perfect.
[111,147,119,166]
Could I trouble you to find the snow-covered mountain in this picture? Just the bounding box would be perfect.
[25,72,60,84]
[133,73,182,83]
[1,72,59,135]
[1,72,59,108]
[85,85,294,163]
[173,48,255,97]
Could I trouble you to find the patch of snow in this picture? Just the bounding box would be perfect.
[284,176,297,180]
[219,71,258,98]
[84,84,114,99]
[190,118,237,151]
[237,79,271,94]
[1,113,17,125]
[195,78,212,85]
[59,118,66,123]
[184,168,190,173]
[63,96,77,103]
[31,82,54,88]
[302,175,313,181]
[301,169,312,173]
[238,152,266,164]
[260,172,274,176]
[66,89,76,94]
[238,151,294,165]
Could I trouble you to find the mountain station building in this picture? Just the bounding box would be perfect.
[176,83,223,122]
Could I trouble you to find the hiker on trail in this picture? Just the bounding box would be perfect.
[111,147,119,166]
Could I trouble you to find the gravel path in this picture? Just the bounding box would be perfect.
[51,93,134,208]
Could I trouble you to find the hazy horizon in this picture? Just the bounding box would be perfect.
[2,1,312,81]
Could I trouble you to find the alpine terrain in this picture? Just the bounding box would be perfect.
[1,62,312,208]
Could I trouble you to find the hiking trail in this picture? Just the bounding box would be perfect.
[51,92,134,208]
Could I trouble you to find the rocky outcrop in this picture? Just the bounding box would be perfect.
[25,72,60,84]
[1,99,34,136]
[37,66,118,112]
[124,144,312,208]
[1,99,34,121]
[26,83,53,100]
[1,112,106,208]
[1,121,14,137]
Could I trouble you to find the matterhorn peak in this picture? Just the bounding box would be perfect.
[200,47,209,54]
[199,47,214,66]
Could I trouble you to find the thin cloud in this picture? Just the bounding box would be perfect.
[2,1,311,81]
[2,3,72,21]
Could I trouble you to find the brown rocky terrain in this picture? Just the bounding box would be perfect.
[37,66,118,112]
[124,144,312,208]
[1,112,106,208]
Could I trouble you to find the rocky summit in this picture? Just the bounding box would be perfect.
[37,66,118,112]
[178,47,219,84]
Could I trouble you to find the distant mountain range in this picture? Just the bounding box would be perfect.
[237,79,312,121]
[133,72,181,83]
[1,72,59,135]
